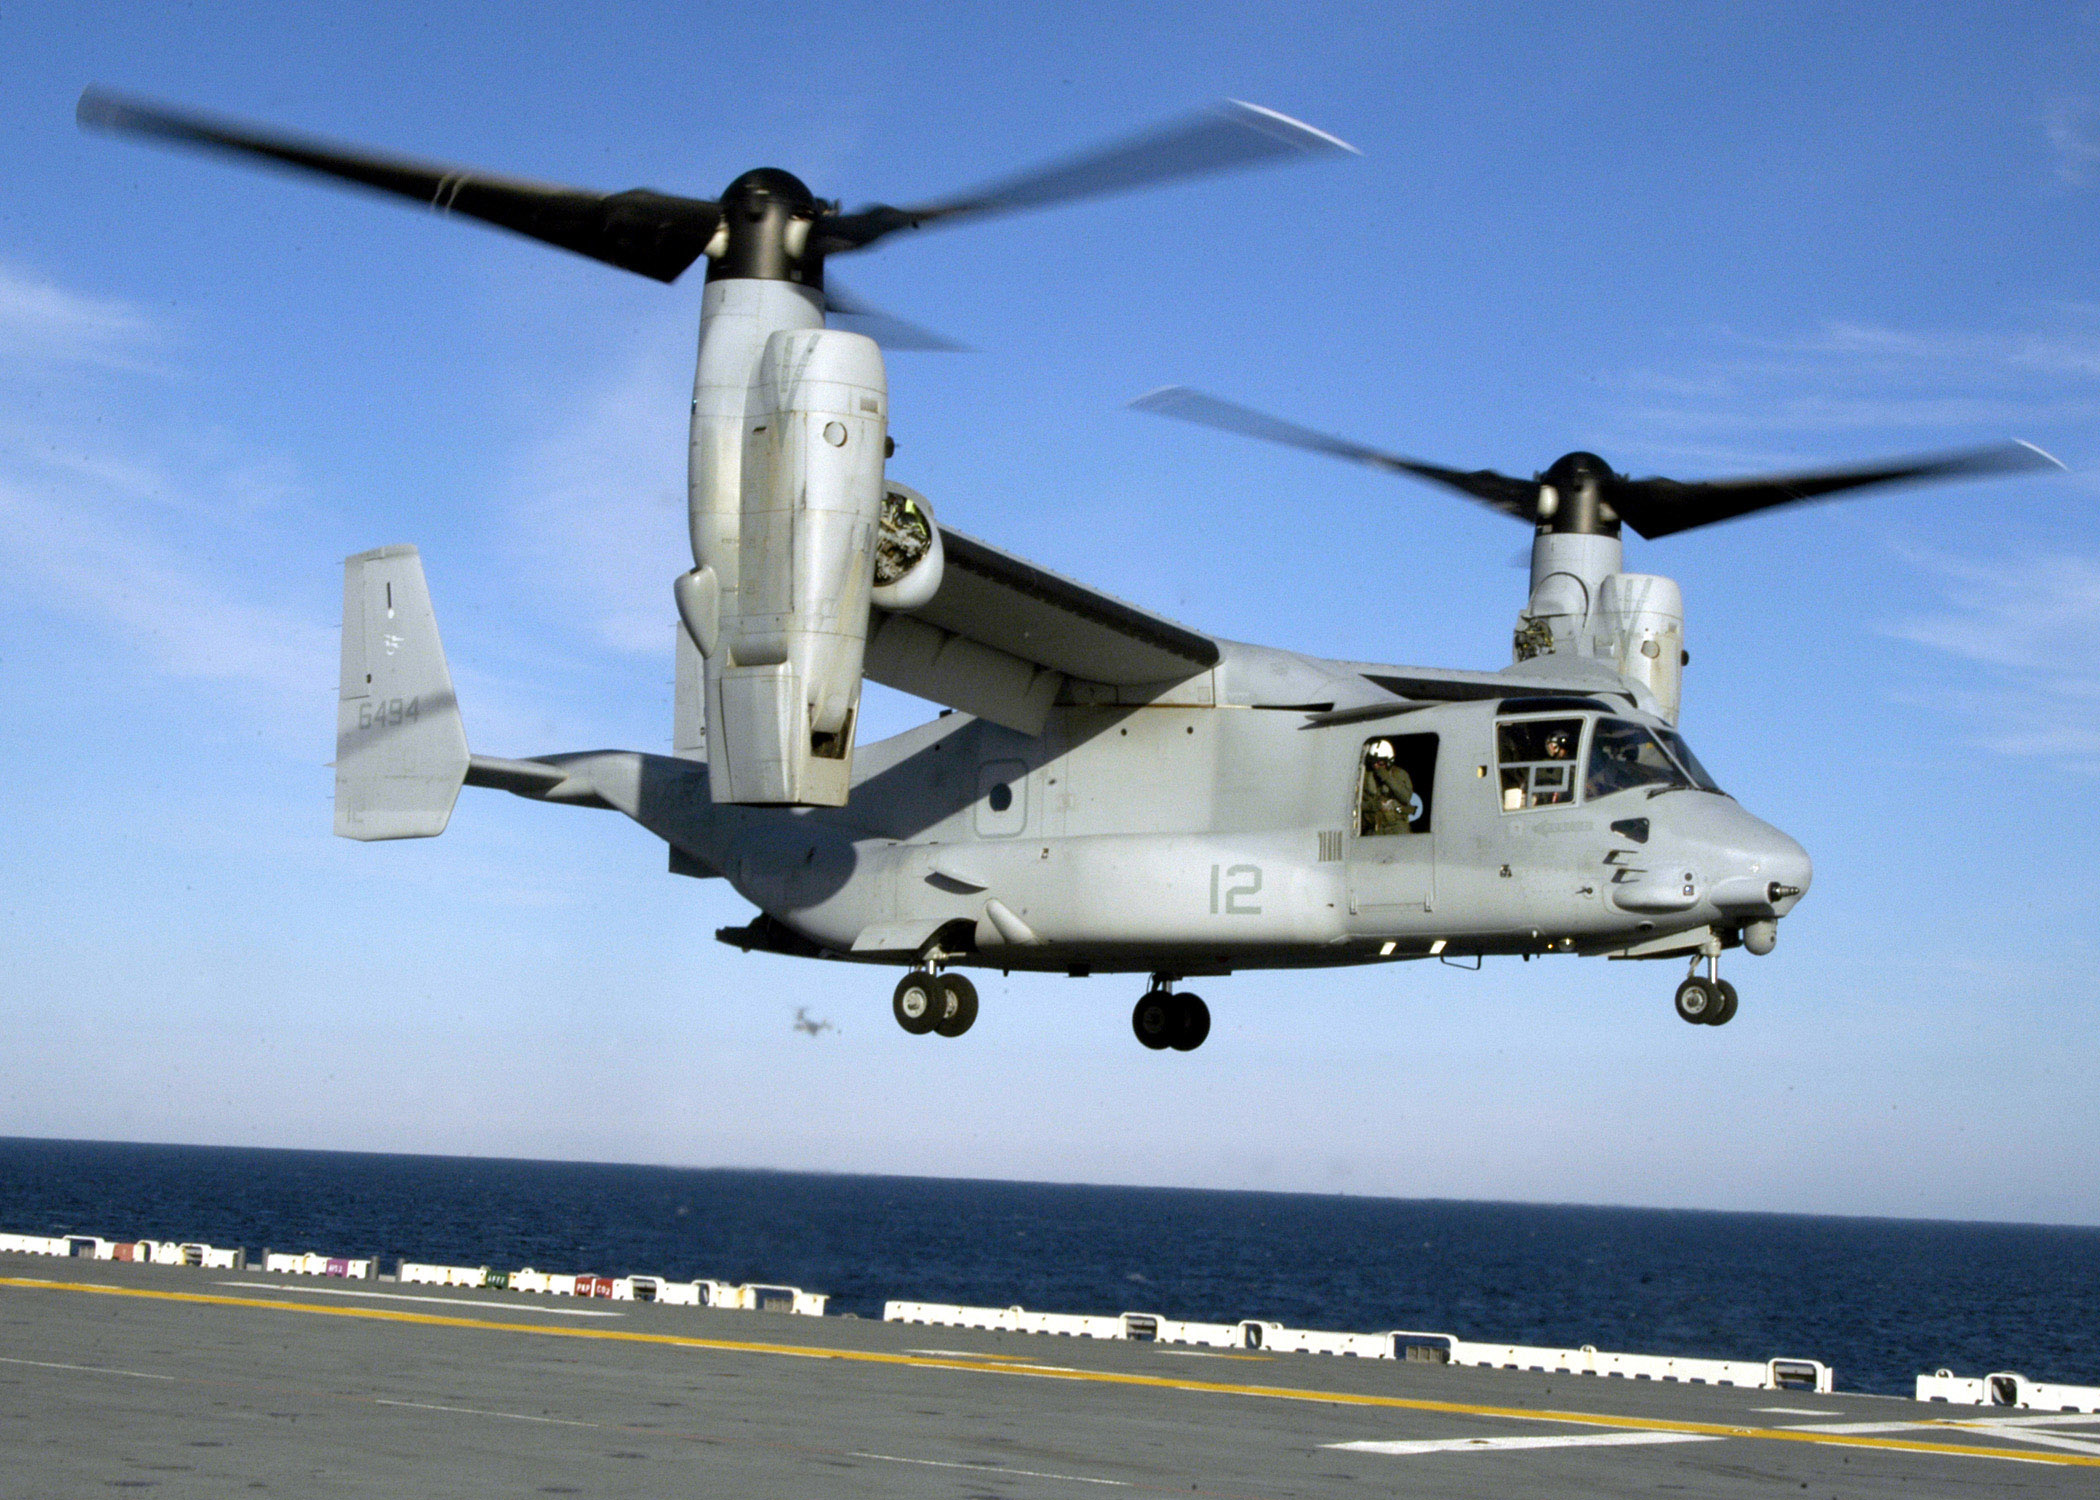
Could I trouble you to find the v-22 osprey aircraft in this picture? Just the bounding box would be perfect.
[81,90,2060,1050]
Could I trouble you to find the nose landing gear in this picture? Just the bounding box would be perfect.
[1133,979,1211,1051]
[892,969,978,1037]
[1674,951,1738,1026]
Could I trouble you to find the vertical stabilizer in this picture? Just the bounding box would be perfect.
[335,545,469,840]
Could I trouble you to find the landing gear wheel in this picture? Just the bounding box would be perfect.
[1708,979,1738,1027]
[1132,993,1175,1050]
[933,973,979,1037]
[1169,993,1211,1052]
[1674,976,1718,1025]
[893,972,941,1035]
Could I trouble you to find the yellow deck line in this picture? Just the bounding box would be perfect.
[4,1275,2092,1470]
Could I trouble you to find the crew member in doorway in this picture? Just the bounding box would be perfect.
[1360,739,1416,836]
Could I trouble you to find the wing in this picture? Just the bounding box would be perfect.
[865,526,1220,733]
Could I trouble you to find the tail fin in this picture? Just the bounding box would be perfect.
[335,545,469,840]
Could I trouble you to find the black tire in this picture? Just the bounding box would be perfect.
[1708,979,1739,1027]
[1169,993,1211,1051]
[1674,976,1716,1025]
[892,972,941,1035]
[1132,993,1175,1050]
[934,973,979,1037]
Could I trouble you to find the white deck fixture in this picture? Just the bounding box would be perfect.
[885,1302,1834,1392]
[1917,1370,2100,1413]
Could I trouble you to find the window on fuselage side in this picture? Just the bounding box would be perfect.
[1497,717,1583,811]
[1357,733,1438,836]
[1585,718,1692,801]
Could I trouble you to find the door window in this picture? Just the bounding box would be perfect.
[1497,717,1583,811]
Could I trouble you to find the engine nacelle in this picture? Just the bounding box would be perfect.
[1512,525,1686,724]
[703,326,888,805]
[1595,572,1684,723]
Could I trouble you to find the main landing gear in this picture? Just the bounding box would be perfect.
[892,970,978,1038]
[1132,979,1210,1052]
[1673,951,1738,1027]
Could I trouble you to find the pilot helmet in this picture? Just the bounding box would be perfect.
[1368,739,1395,760]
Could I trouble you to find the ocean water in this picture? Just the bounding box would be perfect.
[1,1136,2094,1397]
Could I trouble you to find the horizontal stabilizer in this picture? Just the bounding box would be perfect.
[335,545,469,840]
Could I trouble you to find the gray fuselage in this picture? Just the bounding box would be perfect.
[571,641,1811,979]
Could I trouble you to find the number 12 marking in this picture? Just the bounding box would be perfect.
[1210,863,1263,916]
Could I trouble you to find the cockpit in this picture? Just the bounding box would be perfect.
[1496,709,1723,812]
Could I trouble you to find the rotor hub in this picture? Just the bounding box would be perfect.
[711,168,823,286]
[1536,451,1622,536]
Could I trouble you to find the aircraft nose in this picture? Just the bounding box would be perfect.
[1760,829,1812,913]
[1697,811,1812,919]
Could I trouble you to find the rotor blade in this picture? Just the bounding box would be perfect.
[1611,441,2066,540]
[1130,386,1541,522]
[77,88,721,284]
[822,281,971,352]
[817,100,1356,254]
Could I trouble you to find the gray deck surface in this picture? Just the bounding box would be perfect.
[3,1257,2096,1497]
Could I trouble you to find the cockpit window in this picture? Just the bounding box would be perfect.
[1586,718,1693,800]
[1655,727,1724,794]
[1497,717,1583,811]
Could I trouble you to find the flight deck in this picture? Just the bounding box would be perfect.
[5,1255,2098,1497]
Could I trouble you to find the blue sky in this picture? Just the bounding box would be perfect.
[2,1,2098,1224]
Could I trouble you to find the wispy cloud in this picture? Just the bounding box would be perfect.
[0,265,336,748]
[1889,549,2100,772]
[1600,307,2100,468]
[0,477,333,707]
[2046,97,2100,189]
[507,313,691,656]
[1893,552,2100,671]
[0,261,161,372]
[1600,307,2100,772]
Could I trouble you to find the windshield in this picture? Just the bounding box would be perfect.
[1654,727,1724,794]
[1585,718,1692,800]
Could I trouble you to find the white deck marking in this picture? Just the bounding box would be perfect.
[905,1351,1087,1373]
[1952,1426,2100,1457]
[1787,1415,2100,1436]
[1947,1415,2100,1428]
[0,1355,172,1380]
[1757,1406,1841,1415]
[1331,1432,1724,1456]
[215,1281,623,1317]
[373,1398,600,1427]
[851,1452,1129,1487]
